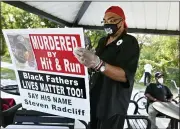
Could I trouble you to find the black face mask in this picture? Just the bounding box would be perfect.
[104,21,121,36]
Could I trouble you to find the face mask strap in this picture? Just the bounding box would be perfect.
[111,19,123,35]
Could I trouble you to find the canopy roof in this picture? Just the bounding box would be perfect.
[5,1,180,35]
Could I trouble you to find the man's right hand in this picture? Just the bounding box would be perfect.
[166,99,172,102]
[154,99,162,102]
[145,93,161,102]
[73,47,101,69]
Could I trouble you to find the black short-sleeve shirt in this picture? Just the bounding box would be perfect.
[145,83,173,104]
[89,31,140,120]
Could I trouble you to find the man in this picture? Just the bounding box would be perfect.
[73,6,140,129]
[144,64,153,86]
[145,72,173,129]
[12,35,36,69]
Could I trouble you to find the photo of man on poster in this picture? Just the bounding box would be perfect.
[7,34,37,70]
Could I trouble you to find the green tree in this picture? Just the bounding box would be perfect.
[136,35,179,87]
[85,31,179,88]
[85,30,106,48]
[1,2,61,56]
[1,2,179,88]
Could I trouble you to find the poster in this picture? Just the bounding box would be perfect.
[2,28,90,121]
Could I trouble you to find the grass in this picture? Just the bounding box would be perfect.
[1,55,12,63]
[134,82,145,90]
[1,67,16,80]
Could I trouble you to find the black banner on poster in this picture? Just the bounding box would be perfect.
[18,70,86,99]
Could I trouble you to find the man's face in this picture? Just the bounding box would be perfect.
[102,12,124,28]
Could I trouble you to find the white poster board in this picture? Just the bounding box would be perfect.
[2,28,90,122]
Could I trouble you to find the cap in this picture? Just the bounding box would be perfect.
[105,6,127,28]
[155,72,164,78]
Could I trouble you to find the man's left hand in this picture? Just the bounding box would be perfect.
[167,99,172,102]
[73,47,101,69]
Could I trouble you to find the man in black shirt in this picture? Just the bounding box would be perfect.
[73,6,140,129]
[145,72,173,129]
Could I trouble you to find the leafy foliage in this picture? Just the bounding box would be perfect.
[1,2,62,56]
[85,30,106,48]
[138,35,179,87]
[87,32,179,87]
[1,3,179,88]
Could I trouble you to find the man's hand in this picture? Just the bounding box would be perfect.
[73,47,101,69]
[153,98,161,102]
[166,99,172,102]
[155,99,162,102]
[145,94,160,102]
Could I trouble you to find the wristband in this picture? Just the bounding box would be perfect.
[94,60,103,71]
[94,56,101,69]
[95,60,103,70]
